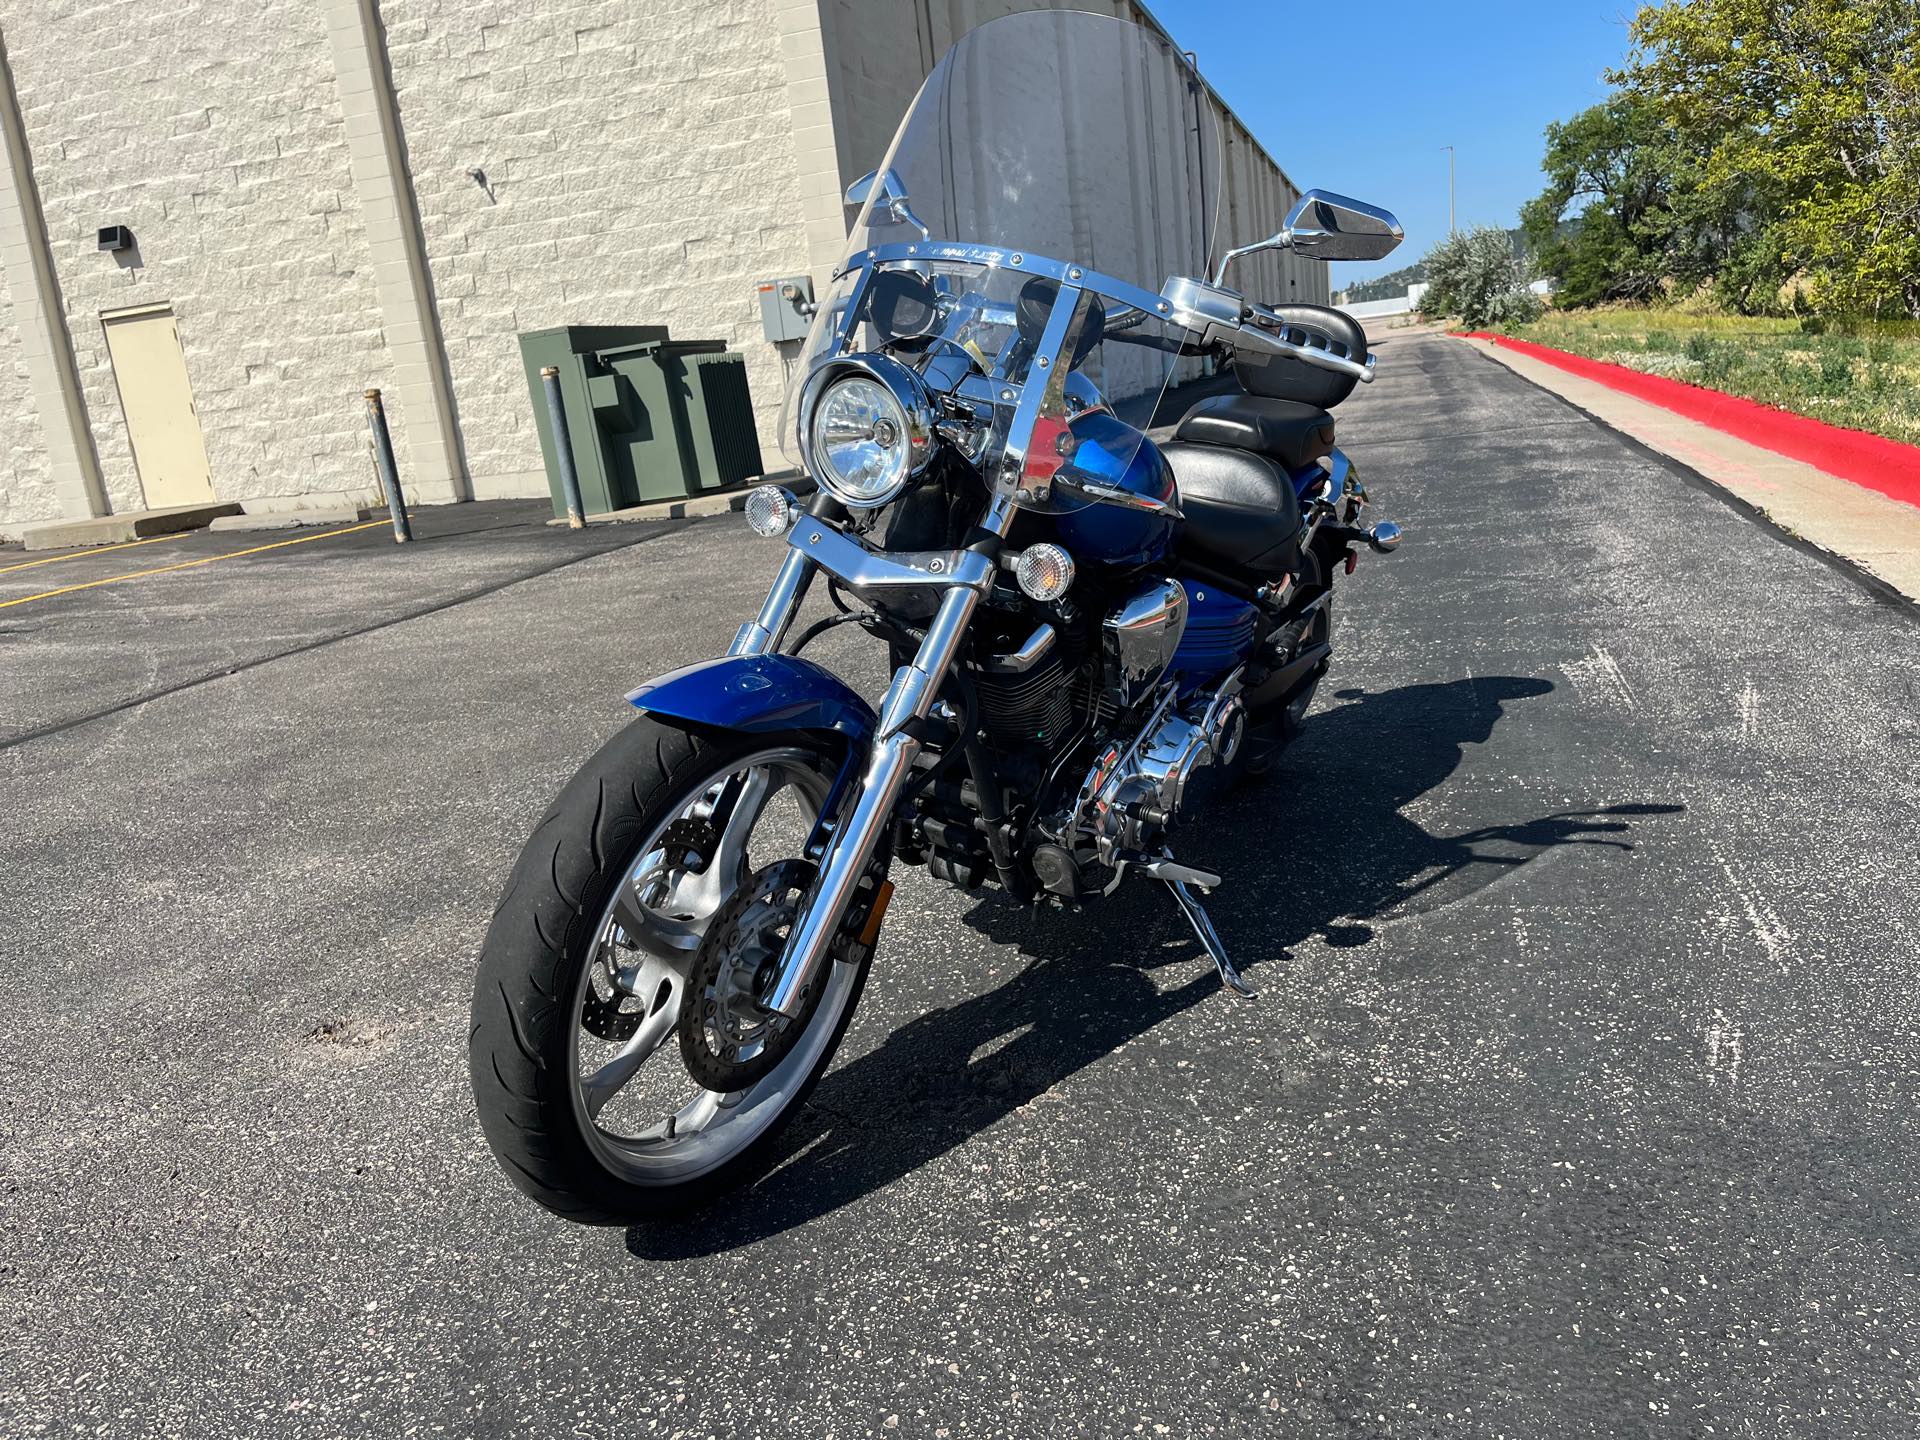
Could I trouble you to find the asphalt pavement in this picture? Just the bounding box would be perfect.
[2,331,1917,1437]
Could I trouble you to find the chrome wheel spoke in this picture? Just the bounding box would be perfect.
[611,880,703,962]
[672,766,776,924]
[571,747,847,1185]
[580,991,681,1121]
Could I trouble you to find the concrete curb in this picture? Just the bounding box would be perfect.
[17,501,243,551]
[1461,332,1920,509]
[542,490,746,527]
[208,506,386,532]
[1457,335,1920,605]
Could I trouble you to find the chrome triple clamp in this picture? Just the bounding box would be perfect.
[1137,855,1257,999]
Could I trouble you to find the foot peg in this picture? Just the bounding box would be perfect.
[1165,879,1257,1000]
[1138,856,1222,891]
[1366,521,1402,553]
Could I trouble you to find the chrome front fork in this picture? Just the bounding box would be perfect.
[764,578,984,1014]
[740,501,1012,1018]
[729,546,815,657]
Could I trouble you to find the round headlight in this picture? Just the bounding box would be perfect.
[806,370,924,509]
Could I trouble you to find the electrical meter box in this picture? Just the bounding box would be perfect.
[756,275,816,343]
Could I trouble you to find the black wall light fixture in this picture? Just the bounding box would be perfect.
[97,224,134,253]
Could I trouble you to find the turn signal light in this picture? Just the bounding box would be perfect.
[744,485,799,537]
[1015,543,1075,602]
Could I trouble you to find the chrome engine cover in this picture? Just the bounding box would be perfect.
[1064,677,1247,863]
[1103,577,1187,709]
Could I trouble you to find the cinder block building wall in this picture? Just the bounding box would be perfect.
[375,0,821,499]
[0,268,44,523]
[0,0,400,530]
[0,0,1326,537]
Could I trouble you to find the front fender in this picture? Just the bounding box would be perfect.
[625,653,876,744]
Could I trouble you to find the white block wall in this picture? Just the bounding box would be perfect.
[377,0,812,496]
[0,0,404,519]
[0,0,1325,531]
[0,265,50,524]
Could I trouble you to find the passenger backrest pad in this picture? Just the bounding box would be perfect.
[1230,303,1370,409]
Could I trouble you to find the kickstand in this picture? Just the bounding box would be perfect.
[1165,880,1257,999]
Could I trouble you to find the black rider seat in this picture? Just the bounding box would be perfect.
[1173,393,1336,472]
[1161,440,1304,579]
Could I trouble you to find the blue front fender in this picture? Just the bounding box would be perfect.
[625,653,876,744]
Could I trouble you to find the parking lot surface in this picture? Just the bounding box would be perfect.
[2,332,1917,1437]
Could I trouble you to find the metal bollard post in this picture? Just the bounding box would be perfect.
[540,365,587,529]
[363,388,414,544]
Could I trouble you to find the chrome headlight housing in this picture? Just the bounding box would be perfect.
[798,354,933,509]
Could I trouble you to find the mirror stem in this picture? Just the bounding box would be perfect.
[1213,233,1290,287]
[892,200,932,242]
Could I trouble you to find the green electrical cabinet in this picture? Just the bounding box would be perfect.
[519,326,766,519]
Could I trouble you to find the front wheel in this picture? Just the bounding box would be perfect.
[469,718,875,1223]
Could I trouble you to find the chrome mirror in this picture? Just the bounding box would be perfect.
[1280,190,1403,262]
[1211,188,1404,284]
[844,168,930,240]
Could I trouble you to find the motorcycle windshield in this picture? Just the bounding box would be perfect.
[781,9,1222,514]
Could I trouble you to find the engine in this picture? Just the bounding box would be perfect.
[1017,576,1255,895]
[1058,681,1247,866]
[918,571,1262,898]
[972,619,1082,750]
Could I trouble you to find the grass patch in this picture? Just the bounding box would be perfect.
[1497,308,1920,447]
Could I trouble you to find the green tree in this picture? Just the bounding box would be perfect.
[1520,94,1685,307]
[1417,228,1542,329]
[1617,0,1920,318]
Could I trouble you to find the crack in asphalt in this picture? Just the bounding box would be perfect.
[0,520,692,755]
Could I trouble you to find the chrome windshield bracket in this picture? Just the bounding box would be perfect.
[787,518,994,596]
[842,243,1175,322]
[995,280,1082,501]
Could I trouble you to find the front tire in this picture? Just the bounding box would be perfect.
[469,718,872,1223]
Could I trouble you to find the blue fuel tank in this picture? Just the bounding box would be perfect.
[1051,411,1178,568]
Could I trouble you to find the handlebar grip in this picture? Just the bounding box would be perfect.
[1234,307,1376,383]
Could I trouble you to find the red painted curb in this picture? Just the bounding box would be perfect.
[1460,331,1920,511]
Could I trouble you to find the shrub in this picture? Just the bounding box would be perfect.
[1417,227,1544,329]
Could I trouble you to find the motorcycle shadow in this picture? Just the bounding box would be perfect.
[626,674,1681,1259]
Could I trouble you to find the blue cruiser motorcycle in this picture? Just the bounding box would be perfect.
[470,10,1404,1222]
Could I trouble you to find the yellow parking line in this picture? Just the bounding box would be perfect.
[0,532,175,575]
[0,520,388,611]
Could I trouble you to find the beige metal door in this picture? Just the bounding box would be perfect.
[101,305,214,509]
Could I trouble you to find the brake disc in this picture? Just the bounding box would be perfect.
[582,818,718,1043]
[677,858,832,1093]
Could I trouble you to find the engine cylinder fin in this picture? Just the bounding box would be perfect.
[975,656,1074,748]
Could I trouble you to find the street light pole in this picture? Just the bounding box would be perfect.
[1441,145,1456,234]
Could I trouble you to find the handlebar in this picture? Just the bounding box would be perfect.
[1236,302,1376,383]
[1156,276,1377,383]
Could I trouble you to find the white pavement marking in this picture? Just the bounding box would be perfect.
[1713,848,1795,976]
[1562,643,1637,712]
[1704,1008,1745,1086]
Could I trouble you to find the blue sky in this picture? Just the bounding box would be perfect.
[1153,0,1642,285]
